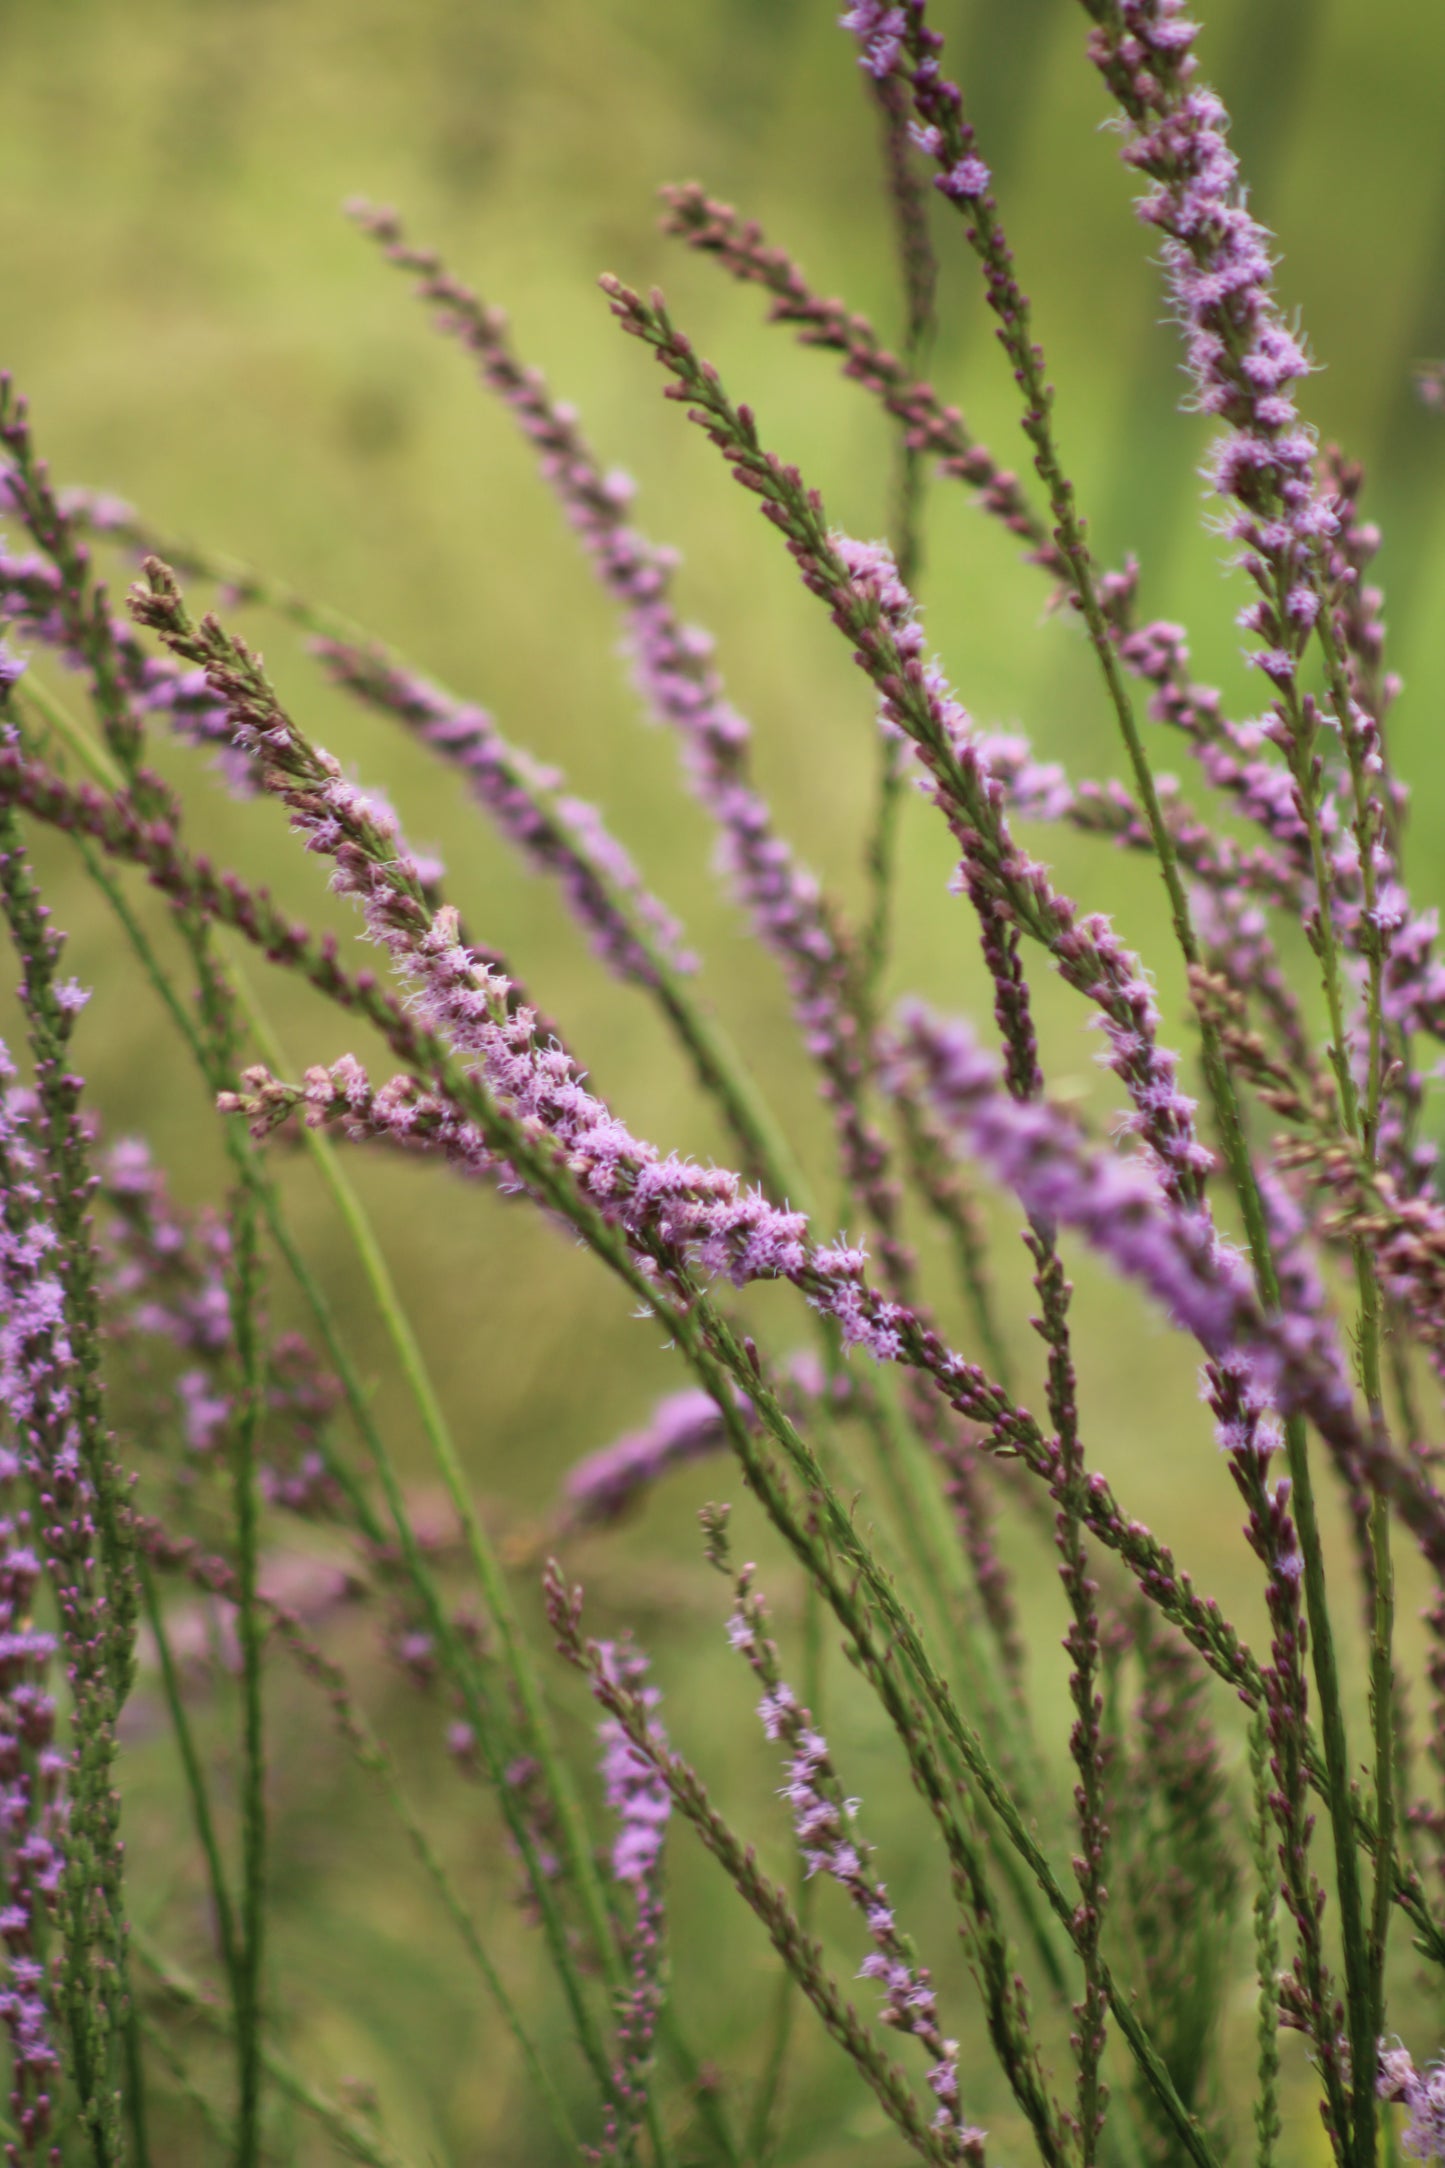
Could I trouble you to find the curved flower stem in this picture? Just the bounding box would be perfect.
[135,2011,233,2156]
[71,507,1044,1738]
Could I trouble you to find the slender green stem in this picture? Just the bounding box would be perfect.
[892,1088,1014,1394]
[1313,605,1400,2096]
[140,1567,242,1996]
[866,1364,1023,1761]
[223,1182,267,2168]
[1248,1709,1282,2168]
[654,2014,742,2168]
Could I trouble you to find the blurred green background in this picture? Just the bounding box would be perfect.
[3,0,1445,2159]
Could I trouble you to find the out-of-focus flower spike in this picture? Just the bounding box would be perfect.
[315,640,697,990]
[557,1355,851,1533]
[348,202,917,1299]
[659,182,1057,576]
[96,1136,345,1515]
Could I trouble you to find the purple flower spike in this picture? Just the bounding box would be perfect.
[567,1389,724,1530]
[0,1055,69,2155]
[727,1565,983,2156]
[894,1002,1317,1390]
[597,1640,671,1893]
[832,531,1213,1209]
[96,1135,344,1515]
[1082,4,1335,603]
[593,1638,670,2161]
[560,1354,848,1530]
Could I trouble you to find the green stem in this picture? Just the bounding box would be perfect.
[135,2009,234,2154]
[224,1183,267,2168]
[654,2013,741,2168]
[1313,605,1400,2105]
[140,1567,242,1996]
[892,1088,1014,1394]
[1248,1709,1282,2168]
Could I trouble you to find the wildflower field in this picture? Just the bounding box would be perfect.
[3,0,1445,2161]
